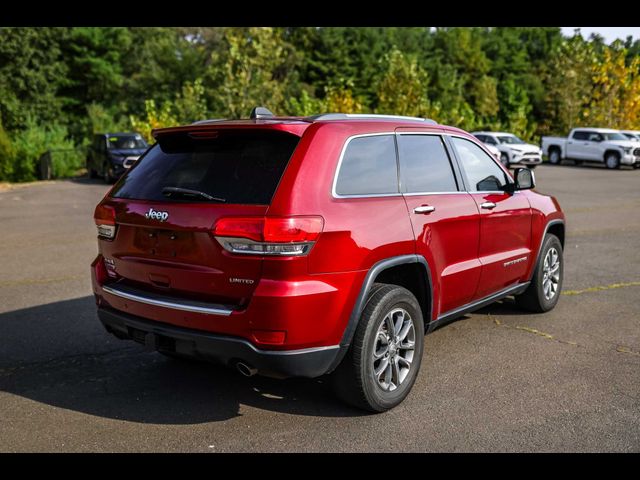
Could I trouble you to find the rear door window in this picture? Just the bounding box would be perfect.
[334,135,398,196]
[111,130,300,205]
[397,135,458,193]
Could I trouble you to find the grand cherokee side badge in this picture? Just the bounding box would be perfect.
[145,208,169,221]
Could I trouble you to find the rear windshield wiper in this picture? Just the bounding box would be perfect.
[161,187,226,203]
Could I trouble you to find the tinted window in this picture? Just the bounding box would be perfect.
[485,136,497,145]
[397,135,458,193]
[107,134,148,150]
[451,137,508,192]
[473,134,486,142]
[572,131,589,140]
[111,130,300,205]
[335,135,398,195]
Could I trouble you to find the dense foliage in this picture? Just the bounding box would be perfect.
[1,27,639,181]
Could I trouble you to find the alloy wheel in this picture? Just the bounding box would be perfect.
[372,308,416,392]
[542,247,560,300]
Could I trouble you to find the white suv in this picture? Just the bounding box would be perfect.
[620,130,640,141]
[472,131,543,168]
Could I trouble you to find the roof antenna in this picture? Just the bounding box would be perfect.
[250,106,274,119]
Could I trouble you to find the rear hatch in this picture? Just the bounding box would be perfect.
[99,128,301,307]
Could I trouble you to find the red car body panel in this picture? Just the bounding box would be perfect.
[91,117,565,361]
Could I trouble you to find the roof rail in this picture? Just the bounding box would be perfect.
[191,118,227,125]
[307,113,437,124]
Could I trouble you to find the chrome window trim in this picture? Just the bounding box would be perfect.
[403,191,468,197]
[331,131,517,200]
[332,132,400,199]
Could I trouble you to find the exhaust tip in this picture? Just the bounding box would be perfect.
[236,361,258,377]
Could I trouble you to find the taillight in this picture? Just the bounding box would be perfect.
[213,216,324,256]
[94,204,117,240]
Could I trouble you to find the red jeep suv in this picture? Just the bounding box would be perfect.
[91,108,565,412]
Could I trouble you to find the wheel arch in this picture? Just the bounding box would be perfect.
[325,254,433,374]
[528,219,565,282]
[547,222,565,248]
[604,149,621,161]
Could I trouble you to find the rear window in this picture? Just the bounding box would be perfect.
[334,135,398,196]
[110,130,300,205]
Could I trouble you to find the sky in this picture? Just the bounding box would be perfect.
[561,27,640,43]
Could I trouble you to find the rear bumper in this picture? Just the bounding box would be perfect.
[92,254,363,351]
[98,306,341,378]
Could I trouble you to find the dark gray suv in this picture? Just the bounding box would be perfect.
[87,133,148,183]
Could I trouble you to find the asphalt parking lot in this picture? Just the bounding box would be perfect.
[0,164,639,452]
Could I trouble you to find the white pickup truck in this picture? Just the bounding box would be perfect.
[541,128,640,169]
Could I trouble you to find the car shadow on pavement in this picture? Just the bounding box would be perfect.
[426,298,539,334]
[0,297,366,424]
[473,298,537,317]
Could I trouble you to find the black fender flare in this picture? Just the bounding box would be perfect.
[325,254,433,374]
[528,219,565,282]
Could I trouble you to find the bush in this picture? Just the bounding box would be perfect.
[0,121,15,180]
[1,118,82,182]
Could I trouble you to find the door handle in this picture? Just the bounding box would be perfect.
[480,202,496,210]
[413,205,436,214]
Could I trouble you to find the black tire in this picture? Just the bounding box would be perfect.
[104,163,115,184]
[548,148,561,165]
[500,153,510,168]
[515,234,563,313]
[574,159,583,166]
[86,159,97,179]
[331,283,425,412]
[604,152,620,170]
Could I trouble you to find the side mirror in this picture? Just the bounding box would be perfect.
[514,167,535,190]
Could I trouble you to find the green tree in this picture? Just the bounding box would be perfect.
[173,79,208,124]
[129,100,177,143]
[543,34,596,135]
[122,28,210,116]
[86,103,129,137]
[583,41,640,129]
[375,48,432,117]
[0,27,68,131]
[207,27,295,117]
